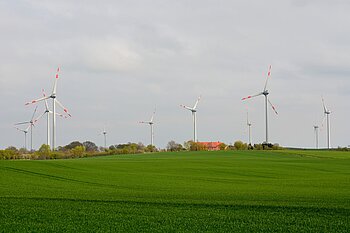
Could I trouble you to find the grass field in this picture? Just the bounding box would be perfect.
[0,150,349,232]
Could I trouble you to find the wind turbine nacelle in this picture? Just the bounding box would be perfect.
[263,90,269,96]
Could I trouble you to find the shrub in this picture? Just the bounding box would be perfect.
[219,143,227,151]
[234,141,248,150]
[70,146,86,157]
[37,144,51,159]
[167,141,183,152]
[0,149,19,160]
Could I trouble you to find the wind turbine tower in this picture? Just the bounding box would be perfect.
[139,110,155,146]
[247,111,252,145]
[102,127,107,149]
[180,96,201,142]
[322,97,331,149]
[242,65,278,144]
[313,125,319,149]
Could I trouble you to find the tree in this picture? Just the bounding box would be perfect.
[167,141,183,152]
[184,141,192,150]
[254,143,263,150]
[70,145,85,157]
[234,141,248,150]
[109,145,116,150]
[184,141,207,151]
[137,142,145,151]
[145,145,157,152]
[83,141,98,152]
[64,141,83,151]
[219,143,227,151]
[38,144,51,154]
[6,146,18,152]
[18,148,28,154]
[37,144,51,158]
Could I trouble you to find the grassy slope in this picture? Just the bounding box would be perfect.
[0,150,349,232]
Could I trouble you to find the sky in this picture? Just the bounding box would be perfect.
[1,0,349,149]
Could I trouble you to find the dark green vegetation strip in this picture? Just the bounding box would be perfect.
[1,150,349,232]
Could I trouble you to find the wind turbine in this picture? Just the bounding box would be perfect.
[139,110,155,146]
[181,96,201,142]
[322,97,331,149]
[102,127,107,149]
[14,125,30,150]
[14,106,38,151]
[313,125,319,149]
[242,65,278,144]
[33,89,64,147]
[25,67,71,150]
[247,111,252,146]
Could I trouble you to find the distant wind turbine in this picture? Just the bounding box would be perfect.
[321,97,331,149]
[14,125,30,151]
[139,110,155,146]
[14,106,38,151]
[242,65,278,144]
[180,96,201,142]
[247,111,252,145]
[25,68,71,150]
[102,127,107,149]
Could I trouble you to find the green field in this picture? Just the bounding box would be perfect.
[0,150,349,232]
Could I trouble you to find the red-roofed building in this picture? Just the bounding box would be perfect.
[198,141,223,151]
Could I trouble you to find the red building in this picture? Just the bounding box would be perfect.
[198,141,223,151]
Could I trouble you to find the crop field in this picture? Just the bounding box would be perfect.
[0,150,349,232]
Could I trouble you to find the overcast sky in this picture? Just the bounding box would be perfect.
[1,0,349,149]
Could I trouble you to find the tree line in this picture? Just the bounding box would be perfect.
[0,140,286,160]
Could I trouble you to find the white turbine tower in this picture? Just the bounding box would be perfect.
[313,125,319,149]
[180,96,201,142]
[242,65,278,144]
[139,110,155,146]
[25,67,71,150]
[14,125,30,151]
[34,89,64,147]
[247,111,252,146]
[102,127,107,149]
[14,106,38,151]
[322,97,331,149]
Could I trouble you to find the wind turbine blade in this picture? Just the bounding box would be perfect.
[55,99,71,117]
[193,96,201,109]
[268,99,278,115]
[14,121,31,125]
[34,111,46,123]
[321,96,328,113]
[25,96,50,105]
[30,106,38,122]
[246,111,249,125]
[180,104,193,111]
[42,89,50,111]
[241,92,263,101]
[14,127,26,133]
[263,65,272,91]
[55,112,64,117]
[52,67,60,95]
